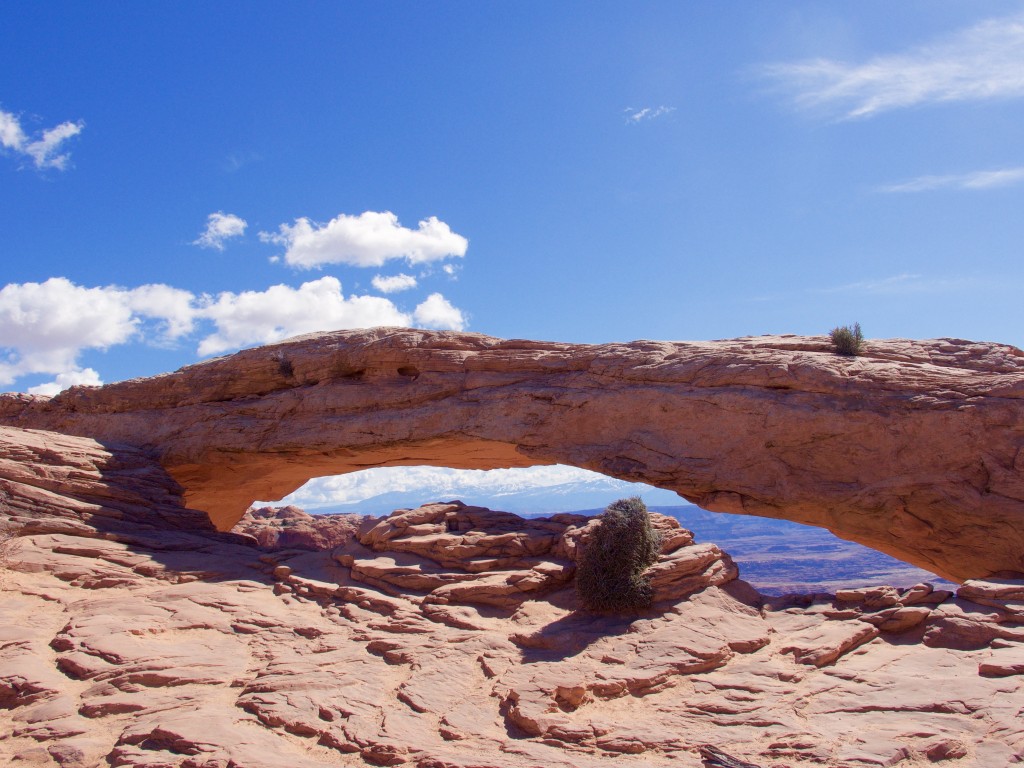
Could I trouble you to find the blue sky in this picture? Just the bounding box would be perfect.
[4,2,1024,397]
[7,3,1024,510]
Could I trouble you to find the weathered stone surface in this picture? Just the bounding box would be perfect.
[774,613,880,667]
[4,424,1024,766]
[0,425,219,540]
[1,328,1023,582]
[236,505,372,550]
[332,502,723,612]
[979,640,1024,677]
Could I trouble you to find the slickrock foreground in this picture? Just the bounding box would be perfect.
[2,328,1023,581]
[2,425,1024,767]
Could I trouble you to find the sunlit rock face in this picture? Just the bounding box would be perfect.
[2,327,1023,581]
[2,425,1023,767]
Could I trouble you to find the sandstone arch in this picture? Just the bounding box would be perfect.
[2,327,1023,582]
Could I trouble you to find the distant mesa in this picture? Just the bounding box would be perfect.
[2,327,1023,582]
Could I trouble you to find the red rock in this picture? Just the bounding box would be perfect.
[835,585,901,608]
[872,606,932,633]
[776,618,879,667]
[235,505,370,550]
[646,543,739,602]
[3,329,1023,581]
[978,641,1024,677]
[900,582,953,606]
[2,423,1024,766]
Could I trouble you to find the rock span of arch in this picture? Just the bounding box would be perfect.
[2,327,1023,582]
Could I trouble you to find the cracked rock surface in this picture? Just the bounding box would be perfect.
[2,425,1024,767]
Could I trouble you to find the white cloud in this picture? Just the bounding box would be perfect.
[193,212,248,251]
[879,166,1024,193]
[0,107,84,170]
[818,273,964,295]
[1,275,470,391]
[413,292,466,331]
[372,273,418,294]
[0,279,132,388]
[762,13,1024,118]
[259,211,468,268]
[274,465,633,508]
[126,283,197,339]
[624,105,676,123]
[0,277,192,387]
[27,368,102,396]
[195,276,411,356]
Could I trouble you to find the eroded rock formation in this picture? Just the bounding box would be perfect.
[2,425,1023,767]
[2,328,1023,580]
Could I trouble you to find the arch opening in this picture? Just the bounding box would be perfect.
[240,464,953,595]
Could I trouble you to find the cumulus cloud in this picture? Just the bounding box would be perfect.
[125,283,197,339]
[0,107,84,170]
[259,211,468,268]
[0,277,193,389]
[27,368,102,396]
[193,212,247,251]
[879,166,1024,193]
[371,273,418,293]
[762,13,1024,118]
[624,105,676,123]
[413,292,466,331]
[195,277,411,356]
[1,275,469,392]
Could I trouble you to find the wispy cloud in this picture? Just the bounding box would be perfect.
[879,166,1024,193]
[762,13,1024,119]
[818,273,964,295]
[0,106,84,170]
[193,212,248,250]
[624,105,676,124]
[223,151,261,173]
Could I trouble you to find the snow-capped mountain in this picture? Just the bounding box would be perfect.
[262,465,685,516]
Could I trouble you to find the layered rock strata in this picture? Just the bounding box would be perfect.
[2,329,1023,581]
[2,425,1023,767]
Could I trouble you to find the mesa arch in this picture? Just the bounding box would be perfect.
[2,327,1023,583]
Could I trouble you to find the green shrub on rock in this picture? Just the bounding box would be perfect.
[575,496,661,613]
[829,322,864,356]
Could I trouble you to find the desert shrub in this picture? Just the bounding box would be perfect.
[829,322,864,356]
[575,497,661,613]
